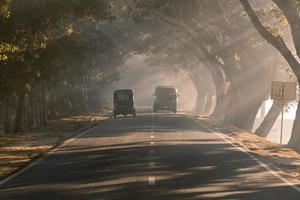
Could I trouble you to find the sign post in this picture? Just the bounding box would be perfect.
[271,82,296,144]
[280,83,284,144]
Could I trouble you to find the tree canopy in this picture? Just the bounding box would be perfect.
[1,0,300,151]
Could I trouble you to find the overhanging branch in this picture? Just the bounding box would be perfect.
[240,0,300,76]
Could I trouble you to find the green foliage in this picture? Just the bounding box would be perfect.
[0,0,124,127]
[122,0,197,21]
[0,0,113,100]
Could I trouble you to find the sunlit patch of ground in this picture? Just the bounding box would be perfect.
[202,118,300,181]
[0,114,107,179]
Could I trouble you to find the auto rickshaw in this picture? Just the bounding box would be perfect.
[113,89,136,118]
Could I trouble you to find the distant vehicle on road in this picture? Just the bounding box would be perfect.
[113,89,136,118]
[153,86,178,113]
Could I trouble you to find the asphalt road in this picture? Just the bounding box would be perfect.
[0,113,300,200]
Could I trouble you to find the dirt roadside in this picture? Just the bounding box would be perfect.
[199,117,300,181]
[0,114,108,180]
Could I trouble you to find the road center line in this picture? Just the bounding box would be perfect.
[149,149,155,154]
[151,111,154,133]
[148,176,156,185]
[149,162,155,168]
[150,112,155,144]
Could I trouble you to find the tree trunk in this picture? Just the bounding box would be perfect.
[236,98,264,130]
[288,100,300,151]
[241,0,300,150]
[194,82,207,114]
[204,95,213,114]
[48,88,57,120]
[26,91,35,127]
[4,99,11,134]
[188,66,209,115]
[23,94,28,128]
[195,93,206,114]
[32,84,39,127]
[260,101,266,118]
[223,82,238,125]
[226,90,265,130]
[14,87,25,133]
[255,100,283,137]
[35,82,41,126]
[224,76,267,130]
[211,92,230,121]
[40,81,47,126]
[272,0,300,59]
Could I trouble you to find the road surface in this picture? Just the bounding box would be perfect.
[0,113,299,199]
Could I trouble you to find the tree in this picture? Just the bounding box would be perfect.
[240,0,300,151]
[124,0,277,130]
[0,0,116,133]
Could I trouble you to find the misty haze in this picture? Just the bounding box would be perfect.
[1,0,300,199]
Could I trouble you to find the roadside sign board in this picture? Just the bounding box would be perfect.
[271,81,296,144]
[271,81,296,100]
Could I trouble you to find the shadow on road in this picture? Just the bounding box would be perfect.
[0,113,299,200]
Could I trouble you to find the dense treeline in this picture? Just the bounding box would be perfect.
[120,0,300,150]
[1,1,300,151]
[0,0,122,133]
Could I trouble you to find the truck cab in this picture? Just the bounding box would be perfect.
[153,86,178,113]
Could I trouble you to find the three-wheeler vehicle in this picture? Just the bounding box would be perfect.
[113,89,136,118]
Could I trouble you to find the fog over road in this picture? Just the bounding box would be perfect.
[0,113,299,200]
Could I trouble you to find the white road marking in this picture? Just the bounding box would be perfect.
[150,112,155,144]
[151,111,154,133]
[148,176,156,185]
[149,150,155,154]
[0,126,99,186]
[149,162,155,168]
[187,114,300,193]
[148,112,156,186]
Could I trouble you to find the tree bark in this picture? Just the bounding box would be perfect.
[36,81,42,126]
[255,100,284,137]
[26,91,35,127]
[236,98,265,130]
[271,0,300,150]
[223,68,267,130]
[260,101,266,119]
[288,99,300,151]
[14,87,25,133]
[223,85,237,124]
[189,71,207,114]
[211,93,229,120]
[40,81,47,126]
[241,0,300,150]
[204,95,213,114]
[4,99,11,134]
[240,0,300,75]
[272,0,300,59]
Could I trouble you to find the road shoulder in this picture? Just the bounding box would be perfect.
[189,115,300,187]
[0,114,107,182]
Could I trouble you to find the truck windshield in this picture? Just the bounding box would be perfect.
[156,88,176,96]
